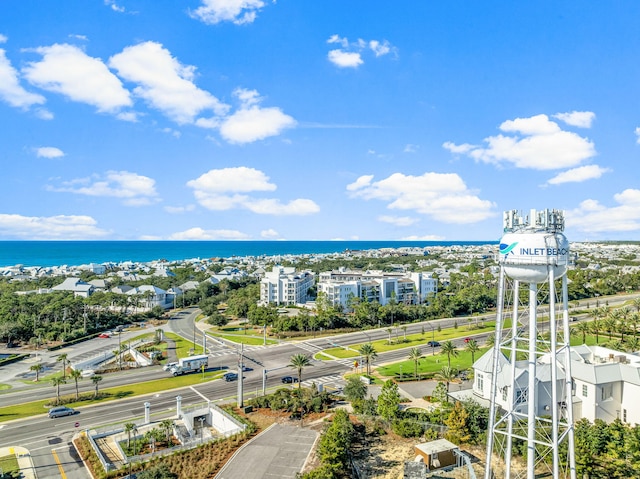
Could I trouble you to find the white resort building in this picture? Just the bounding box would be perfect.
[259,266,315,306]
[317,268,437,309]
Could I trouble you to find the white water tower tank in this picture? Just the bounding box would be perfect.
[499,209,569,283]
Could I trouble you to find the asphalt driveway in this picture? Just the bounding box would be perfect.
[216,423,319,479]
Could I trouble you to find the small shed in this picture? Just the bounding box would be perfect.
[414,439,459,471]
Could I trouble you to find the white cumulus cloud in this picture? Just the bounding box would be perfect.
[260,228,280,239]
[22,43,132,113]
[0,214,108,239]
[553,111,595,128]
[546,164,610,185]
[189,0,267,25]
[443,113,596,170]
[109,41,228,124]
[327,49,363,68]
[36,146,64,158]
[378,215,419,227]
[326,35,394,68]
[169,227,249,240]
[567,189,640,233]
[0,49,46,109]
[187,166,319,215]
[48,170,159,206]
[347,172,495,224]
[217,88,295,143]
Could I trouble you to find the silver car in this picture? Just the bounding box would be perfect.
[48,406,75,418]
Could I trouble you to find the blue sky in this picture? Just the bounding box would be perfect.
[1,1,640,242]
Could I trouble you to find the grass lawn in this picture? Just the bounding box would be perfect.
[0,454,19,475]
[322,321,499,359]
[206,330,277,346]
[376,348,488,378]
[0,369,227,423]
[0,384,12,391]
[164,332,202,357]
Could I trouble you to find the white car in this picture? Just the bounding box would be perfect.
[163,362,178,371]
[81,369,95,378]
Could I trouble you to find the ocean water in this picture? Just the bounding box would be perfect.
[0,240,496,268]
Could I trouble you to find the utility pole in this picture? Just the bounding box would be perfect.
[237,343,244,408]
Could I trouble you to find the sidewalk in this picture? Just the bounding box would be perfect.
[0,446,37,479]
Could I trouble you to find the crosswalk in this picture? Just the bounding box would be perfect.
[300,374,345,391]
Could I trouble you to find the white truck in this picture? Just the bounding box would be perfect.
[169,354,209,376]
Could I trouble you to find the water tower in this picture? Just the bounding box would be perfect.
[484,209,576,479]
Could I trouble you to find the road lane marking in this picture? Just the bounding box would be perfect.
[51,449,68,479]
[190,386,209,401]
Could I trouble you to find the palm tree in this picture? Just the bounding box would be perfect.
[440,340,459,369]
[574,321,591,344]
[51,376,66,405]
[465,339,480,365]
[91,375,103,397]
[591,318,602,344]
[434,366,459,392]
[124,422,136,448]
[485,333,496,348]
[630,312,640,339]
[401,325,408,341]
[603,313,617,340]
[69,368,82,400]
[617,308,631,342]
[386,328,392,344]
[408,347,423,379]
[160,419,174,444]
[288,354,312,388]
[30,363,44,382]
[57,353,68,379]
[625,336,640,353]
[358,343,378,376]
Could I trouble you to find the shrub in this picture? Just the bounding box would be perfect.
[392,418,423,438]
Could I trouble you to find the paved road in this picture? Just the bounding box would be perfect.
[216,424,318,479]
[1,291,638,478]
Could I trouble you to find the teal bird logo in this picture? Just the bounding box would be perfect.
[499,242,518,256]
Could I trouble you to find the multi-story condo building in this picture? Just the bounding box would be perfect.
[259,266,315,306]
[317,268,437,309]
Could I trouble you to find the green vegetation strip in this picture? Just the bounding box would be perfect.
[164,332,201,358]
[376,348,488,377]
[0,370,225,423]
[206,330,277,346]
[322,321,498,359]
[0,454,19,474]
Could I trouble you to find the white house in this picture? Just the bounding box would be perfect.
[472,345,640,425]
[125,285,170,310]
[51,278,95,298]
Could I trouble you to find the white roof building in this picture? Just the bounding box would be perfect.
[472,344,640,425]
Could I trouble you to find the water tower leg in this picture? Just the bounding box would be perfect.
[526,282,537,479]
[484,268,506,479]
[504,278,520,479]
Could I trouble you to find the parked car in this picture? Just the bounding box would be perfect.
[224,372,239,382]
[281,376,299,384]
[427,341,441,347]
[48,406,76,418]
